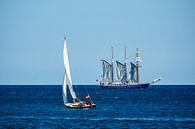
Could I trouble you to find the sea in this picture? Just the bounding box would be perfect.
[0,85,194,129]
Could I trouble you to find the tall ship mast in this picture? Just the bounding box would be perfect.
[99,47,162,89]
[130,48,141,84]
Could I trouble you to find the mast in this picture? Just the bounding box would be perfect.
[124,47,127,63]
[111,46,114,83]
[135,48,141,83]
[124,47,127,83]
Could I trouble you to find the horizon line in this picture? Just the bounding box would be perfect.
[0,83,195,86]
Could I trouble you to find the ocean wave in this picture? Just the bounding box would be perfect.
[112,117,195,122]
[7,116,195,122]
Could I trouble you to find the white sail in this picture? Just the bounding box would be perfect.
[116,61,127,83]
[62,74,67,105]
[130,62,138,82]
[63,38,77,101]
[101,60,113,82]
[116,67,120,80]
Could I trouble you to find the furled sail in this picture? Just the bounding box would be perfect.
[136,48,142,64]
[130,62,138,82]
[63,38,77,101]
[116,61,127,83]
[101,60,113,82]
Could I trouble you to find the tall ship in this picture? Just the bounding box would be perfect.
[98,47,161,89]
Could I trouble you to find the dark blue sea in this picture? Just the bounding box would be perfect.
[0,85,195,129]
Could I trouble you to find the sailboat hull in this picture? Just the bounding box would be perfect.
[99,83,150,89]
[65,102,96,109]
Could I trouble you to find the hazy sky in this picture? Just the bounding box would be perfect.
[0,0,194,85]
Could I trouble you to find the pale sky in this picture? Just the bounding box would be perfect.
[0,0,195,85]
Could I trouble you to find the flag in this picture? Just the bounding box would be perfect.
[85,95,90,99]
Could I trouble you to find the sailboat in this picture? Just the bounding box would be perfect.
[98,47,162,89]
[62,37,96,108]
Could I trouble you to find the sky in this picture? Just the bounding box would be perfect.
[0,0,195,85]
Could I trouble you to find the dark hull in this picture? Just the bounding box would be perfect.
[99,83,150,89]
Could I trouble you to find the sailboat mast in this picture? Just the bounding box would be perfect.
[111,46,114,83]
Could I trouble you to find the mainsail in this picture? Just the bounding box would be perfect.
[130,62,138,83]
[63,38,77,103]
[101,60,113,82]
[116,61,127,83]
[62,74,67,104]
